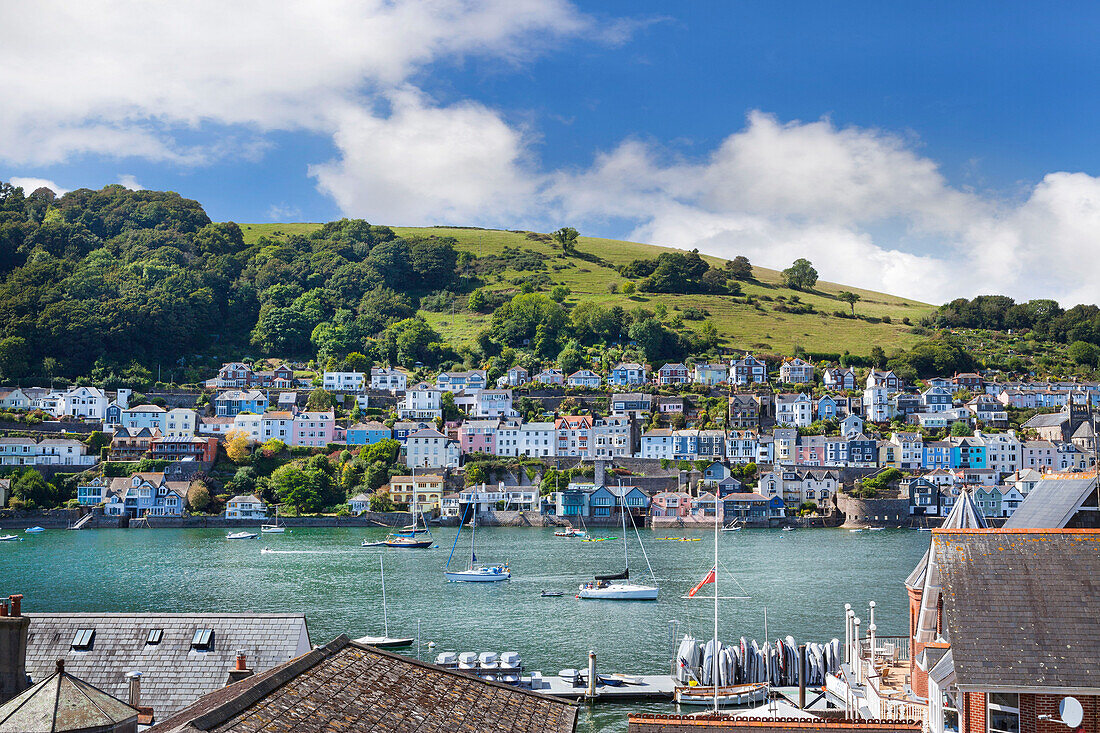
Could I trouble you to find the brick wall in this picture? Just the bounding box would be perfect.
[965,692,986,733]
[908,586,927,699]
[1023,693,1100,733]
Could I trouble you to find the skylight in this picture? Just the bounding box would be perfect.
[191,628,213,651]
[71,628,95,650]
[146,629,163,645]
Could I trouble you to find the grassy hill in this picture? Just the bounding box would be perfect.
[238,223,934,358]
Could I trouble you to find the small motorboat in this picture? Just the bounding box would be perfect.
[0,534,21,542]
[445,564,510,582]
[869,527,886,531]
[781,526,794,532]
[554,528,586,538]
[226,531,258,540]
[24,526,45,534]
[849,528,864,533]
[541,590,564,597]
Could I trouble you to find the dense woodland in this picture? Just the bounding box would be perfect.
[0,181,1091,386]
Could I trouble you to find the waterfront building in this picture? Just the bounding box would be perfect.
[728,394,760,427]
[392,420,432,444]
[1004,471,1100,528]
[864,385,891,422]
[209,362,295,390]
[110,427,160,460]
[555,415,593,457]
[386,474,444,512]
[148,436,218,464]
[592,416,636,458]
[458,419,500,455]
[198,416,233,437]
[823,366,858,390]
[534,367,564,385]
[772,428,798,463]
[55,386,110,420]
[650,491,692,519]
[322,370,365,392]
[723,492,785,521]
[455,482,539,514]
[101,473,188,517]
[348,492,371,514]
[472,388,514,418]
[725,430,758,464]
[225,494,267,519]
[641,428,674,459]
[920,386,954,412]
[345,421,390,446]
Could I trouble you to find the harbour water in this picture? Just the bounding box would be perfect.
[1,525,927,731]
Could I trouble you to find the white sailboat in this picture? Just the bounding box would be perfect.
[444,502,510,582]
[675,500,767,708]
[577,485,658,601]
[355,555,413,648]
[261,504,286,534]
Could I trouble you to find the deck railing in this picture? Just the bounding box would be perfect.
[859,635,910,663]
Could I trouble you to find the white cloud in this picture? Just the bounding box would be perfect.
[267,203,302,221]
[0,0,592,165]
[8,177,68,196]
[116,174,144,191]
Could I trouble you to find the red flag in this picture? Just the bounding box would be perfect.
[688,566,716,597]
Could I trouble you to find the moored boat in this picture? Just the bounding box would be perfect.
[0,534,21,541]
[261,504,286,534]
[577,486,658,601]
[24,526,45,533]
[675,682,768,706]
[226,531,258,540]
[444,499,510,583]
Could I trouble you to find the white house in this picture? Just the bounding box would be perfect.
[370,367,407,393]
[863,385,891,422]
[567,369,602,388]
[405,428,461,468]
[323,371,365,392]
[348,493,371,514]
[0,437,97,467]
[56,386,109,420]
[399,382,443,419]
[473,389,515,418]
[520,421,556,457]
[775,393,814,427]
[225,494,267,519]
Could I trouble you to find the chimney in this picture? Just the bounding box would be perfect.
[594,460,606,488]
[0,594,31,704]
[126,671,142,708]
[226,650,253,684]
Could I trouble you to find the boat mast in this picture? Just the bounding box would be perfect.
[713,490,719,714]
[620,481,629,574]
[380,555,389,638]
[469,486,478,570]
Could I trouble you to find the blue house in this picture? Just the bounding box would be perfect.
[923,440,952,469]
[702,461,731,483]
[345,421,391,446]
[214,389,267,417]
[672,430,699,460]
[950,437,986,469]
[816,395,839,421]
[608,362,647,386]
[588,485,650,519]
[392,421,432,444]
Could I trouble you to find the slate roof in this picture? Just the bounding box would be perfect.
[24,613,310,719]
[1003,474,1098,528]
[149,635,577,733]
[904,489,987,590]
[0,660,138,732]
[936,529,1100,692]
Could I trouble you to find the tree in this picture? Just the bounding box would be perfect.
[549,285,571,302]
[1068,340,1100,367]
[13,470,52,508]
[305,388,335,412]
[343,352,370,372]
[85,431,111,455]
[621,281,636,295]
[0,336,29,380]
[370,489,396,512]
[552,227,579,254]
[186,480,211,512]
[468,288,490,312]
[870,345,888,369]
[224,430,251,463]
[558,343,586,375]
[440,391,463,422]
[782,258,818,291]
[838,291,861,315]
[271,464,322,514]
[950,420,974,437]
[726,255,753,280]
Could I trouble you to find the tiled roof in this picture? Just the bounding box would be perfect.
[24,613,310,719]
[148,636,577,733]
[936,529,1100,691]
[1003,474,1098,529]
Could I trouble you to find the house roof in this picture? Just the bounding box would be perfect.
[905,489,987,590]
[0,660,138,732]
[937,529,1100,692]
[1003,473,1098,529]
[148,635,577,733]
[24,613,310,719]
[227,495,263,504]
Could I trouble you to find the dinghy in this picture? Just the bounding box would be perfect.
[0,534,21,541]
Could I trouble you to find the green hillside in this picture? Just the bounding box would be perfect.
[239,223,933,357]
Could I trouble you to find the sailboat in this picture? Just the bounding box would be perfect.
[261,504,286,534]
[577,485,658,601]
[444,501,510,582]
[354,555,413,648]
[382,508,434,548]
[674,499,767,708]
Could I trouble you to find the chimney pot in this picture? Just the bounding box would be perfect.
[235,650,247,671]
[9,595,22,617]
[126,671,142,708]
[0,602,7,617]
[56,659,64,674]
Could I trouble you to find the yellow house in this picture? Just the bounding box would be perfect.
[387,474,445,513]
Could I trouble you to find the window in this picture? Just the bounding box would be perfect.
[191,628,214,651]
[71,628,95,650]
[987,693,1019,733]
[147,628,163,645]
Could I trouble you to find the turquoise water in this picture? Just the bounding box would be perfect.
[0,526,927,731]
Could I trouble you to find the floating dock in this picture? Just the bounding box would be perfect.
[534,674,676,701]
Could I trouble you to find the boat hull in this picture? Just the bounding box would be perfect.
[261,526,285,534]
[445,568,510,582]
[384,539,433,548]
[354,635,414,649]
[674,682,768,706]
[577,583,659,601]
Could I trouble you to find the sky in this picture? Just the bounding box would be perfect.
[2,1,1099,304]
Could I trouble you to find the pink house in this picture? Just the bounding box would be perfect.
[795,436,826,466]
[458,419,499,455]
[650,491,692,519]
[292,410,336,448]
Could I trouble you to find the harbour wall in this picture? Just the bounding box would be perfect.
[0,509,415,530]
[835,492,911,528]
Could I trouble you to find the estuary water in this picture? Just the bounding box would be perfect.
[1,525,927,731]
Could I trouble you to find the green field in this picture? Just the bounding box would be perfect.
[237,223,934,357]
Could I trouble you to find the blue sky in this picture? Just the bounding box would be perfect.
[3,1,1099,302]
